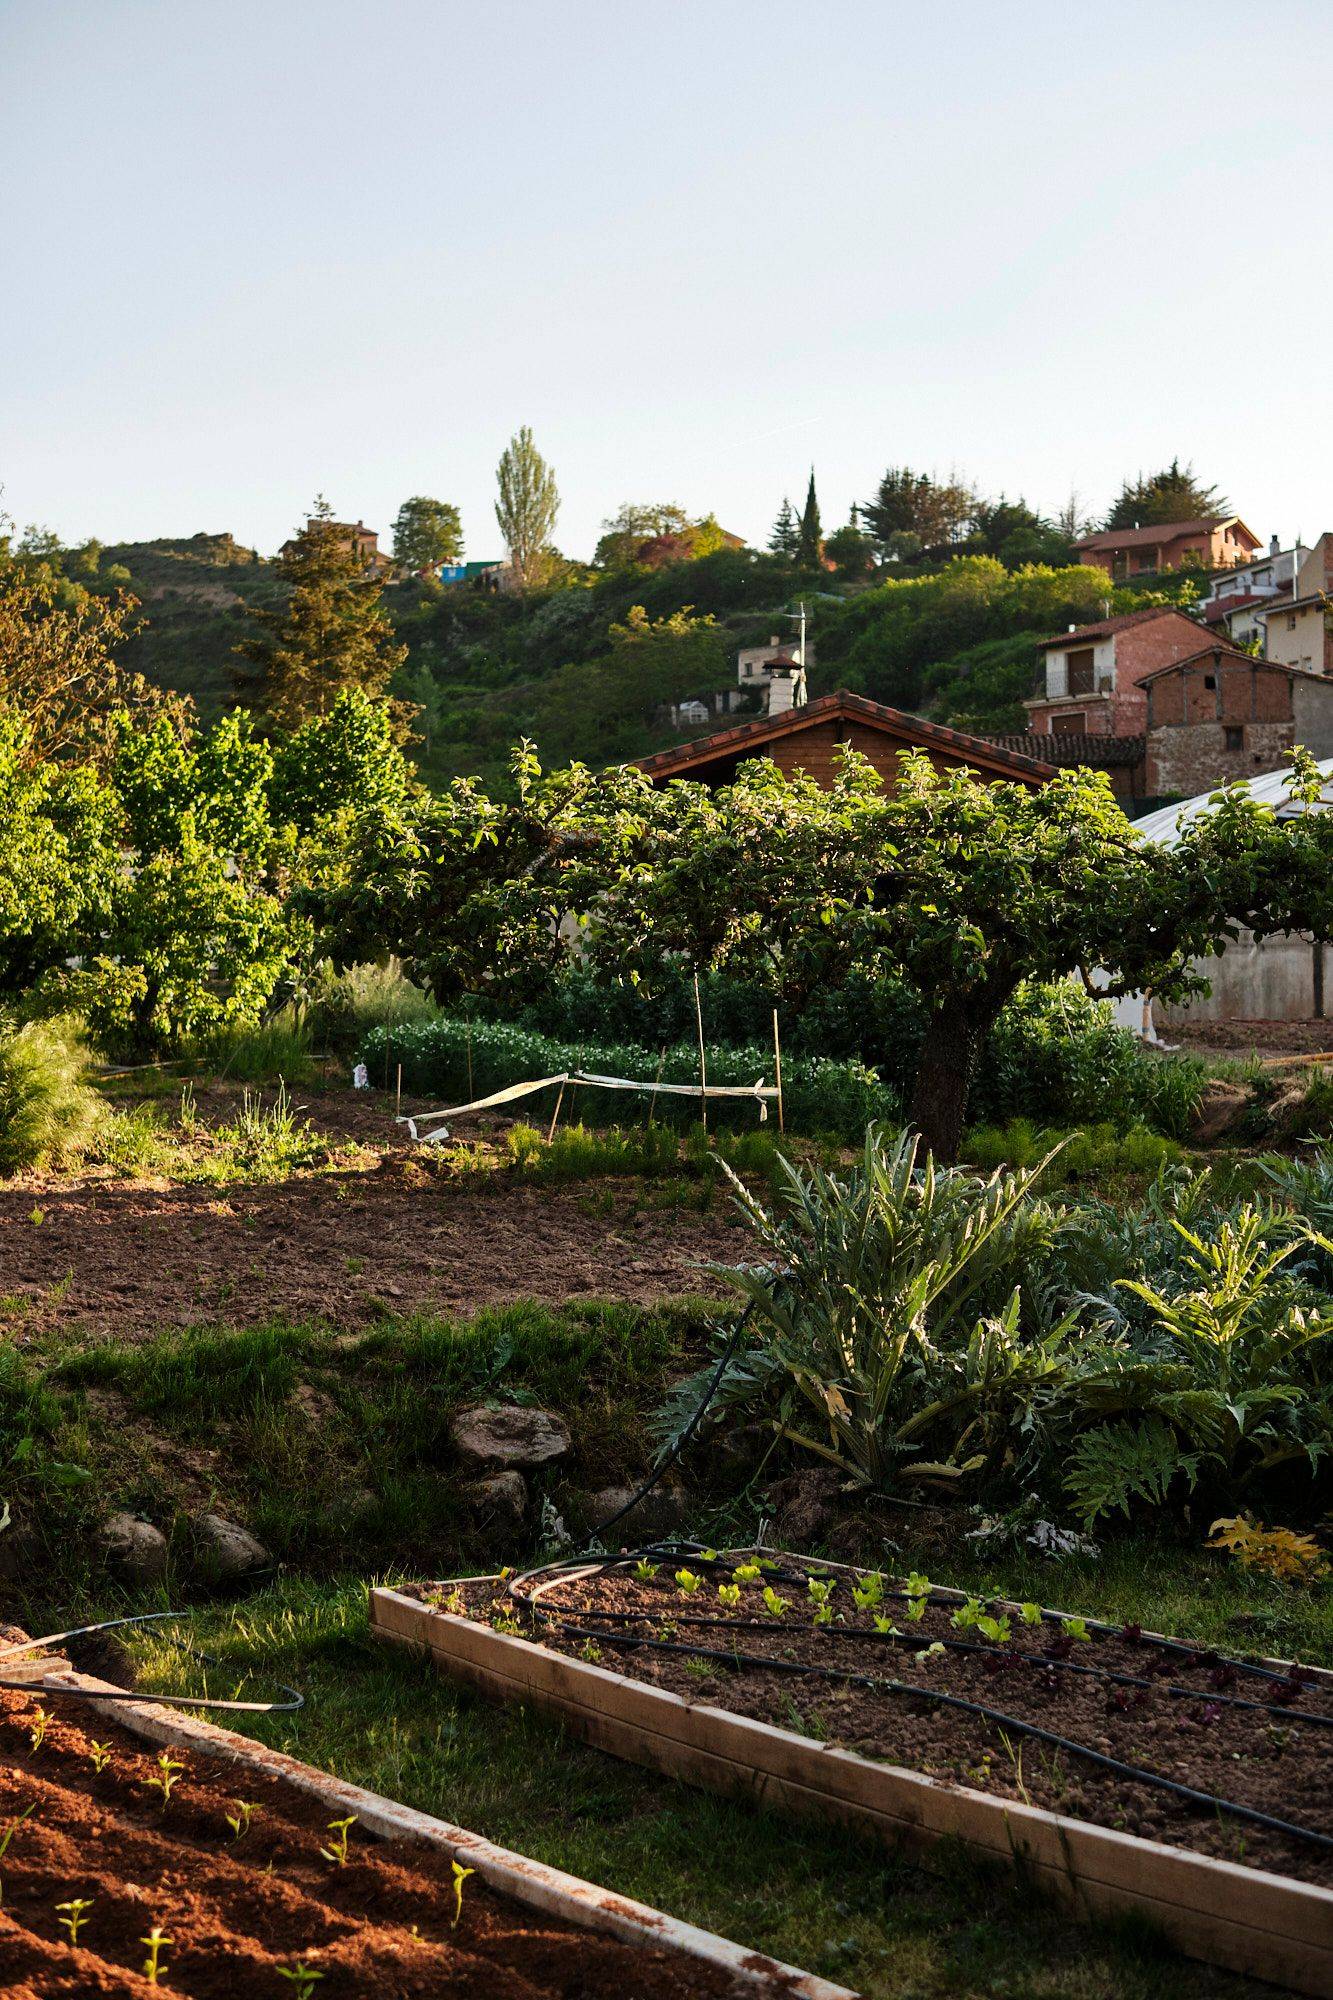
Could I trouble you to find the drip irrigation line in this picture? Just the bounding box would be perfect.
[505,1551,1332,1856]
[547,1598,1331,1728]
[0,1611,304,1714]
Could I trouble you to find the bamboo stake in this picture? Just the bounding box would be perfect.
[772,1009,785,1136]
[546,1078,568,1144]
[693,971,708,1135]
[465,1020,474,1102]
[396,1062,402,1119]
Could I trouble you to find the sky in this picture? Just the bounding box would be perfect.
[4,0,1333,563]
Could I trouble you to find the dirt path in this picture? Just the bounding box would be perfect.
[0,1160,742,1344]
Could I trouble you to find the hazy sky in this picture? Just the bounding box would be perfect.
[5,1,1332,561]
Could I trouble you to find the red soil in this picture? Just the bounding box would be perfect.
[0,1687,755,1997]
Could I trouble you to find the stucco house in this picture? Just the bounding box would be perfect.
[1072,517,1261,579]
[1024,606,1214,739]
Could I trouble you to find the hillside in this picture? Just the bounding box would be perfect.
[103,538,1202,788]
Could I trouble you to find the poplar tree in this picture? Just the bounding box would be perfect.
[238,498,406,731]
[495,427,560,591]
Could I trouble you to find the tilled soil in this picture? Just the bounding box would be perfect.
[0,1155,739,1344]
[436,1558,1333,1888]
[0,1687,759,1998]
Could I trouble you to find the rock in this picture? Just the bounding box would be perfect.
[450,1405,571,1472]
[581,1483,691,1540]
[464,1470,527,1531]
[195,1513,271,1580]
[763,1468,843,1549]
[1189,1079,1252,1145]
[95,1512,169,1586]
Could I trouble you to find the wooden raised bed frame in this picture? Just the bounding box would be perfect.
[26,1656,853,2000]
[370,1566,1333,1999]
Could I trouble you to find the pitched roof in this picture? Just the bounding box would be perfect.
[1073,517,1258,553]
[1138,644,1333,689]
[1036,605,1197,648]
[629,690,1056,786]
[983,731,1145,769]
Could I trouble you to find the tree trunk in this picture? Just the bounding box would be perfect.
[909,995,980,1164]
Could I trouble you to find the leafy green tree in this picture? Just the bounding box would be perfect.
[495,427,560,591]
[862,467,976,558]
[237,498,407,730]
[968,496,1073,569]
[798,470,822,567]
[825,507,875,580]
[594,503,690,570]
[391,496,464,571]
[768,497,799,561]
[0,712,119,996]
[0,537,187,767]
[270,687,415,831]
[1104,459,1230,529]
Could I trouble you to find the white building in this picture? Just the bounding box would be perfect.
[735,635,811,717]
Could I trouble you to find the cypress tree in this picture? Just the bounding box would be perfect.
[798,469,822,566]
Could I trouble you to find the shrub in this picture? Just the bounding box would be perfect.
[358,1016,895,1142]
[304,963,439,1058]
[0,1014,104,1176]
[199,1014,314,1083]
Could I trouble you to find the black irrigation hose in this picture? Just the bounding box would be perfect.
[507,1552,1333,1855]
[551,1598,1332,1728]
[0,1611,304,1714]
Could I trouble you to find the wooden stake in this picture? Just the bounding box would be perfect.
[465,1020,474,1102]
[772,1009,785,1136]
[547,1078,568,1144]
[693,971,708,1134]
[396,1062,402,1119]
[648,1047,667,1128]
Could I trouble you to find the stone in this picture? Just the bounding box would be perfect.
[464,1470,527,1531]
[195,1512,271,1580]
[582,1483,691,1540]
[450,1404,571,1471]
[95,1512,169,1586]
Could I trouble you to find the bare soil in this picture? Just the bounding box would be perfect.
[1169,1018,1333,1061]
[0,1087,740,1342]
[436,1558,1333,1889]
[0,1686,759,1998]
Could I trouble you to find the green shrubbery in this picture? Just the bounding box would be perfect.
[0,1014,104,1175]
[361,1015,893,1142]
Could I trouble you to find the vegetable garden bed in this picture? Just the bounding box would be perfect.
[0,1648,852,1997]
[371,1549,1333,1997]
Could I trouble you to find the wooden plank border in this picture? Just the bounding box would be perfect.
[369,1581,1333,1998]
[35,1661,854,2000]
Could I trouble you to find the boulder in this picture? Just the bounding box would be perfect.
[95,1512,169,1586]
[450,1405,571,1472]
[464,1470,528,1532]
[195,1513,271,1580]
[581,1483,691,1540]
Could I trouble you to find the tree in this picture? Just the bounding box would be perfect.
[862,467,976,559]
[825,506,875,580]
[1104,459,1231,530]
[0,536,188,768]
[768,497,799,561]
[798,470,823,567]
[391,496,464,572]
[968,496,1073,569]
[594,503,689,570]
[0,711,119,997]
[495,427,560,591]
[237,498,407,730]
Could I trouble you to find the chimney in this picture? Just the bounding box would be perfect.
[1271,534,1280,556]
[1068,623,1077,633]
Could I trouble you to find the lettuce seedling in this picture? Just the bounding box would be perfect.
[320,1816,357,1867]
[902,1596,928,1623]
[852,1573,884,1612]
[451,1859,476,1929]
[904,1572,932,1600]
[675,1569,702,1596]
[762,1586,790,1617]
[633,1559,659,1582]
[717,1582,741,1608]
[1019,1603,1042,1626]
[976,1613,1012,1645]
[1064,1616,1092,1643]
[872,1614,901,1635]
[950,1598,983,1631]
[732,1561,762,1583]
[910,1642,946,1669]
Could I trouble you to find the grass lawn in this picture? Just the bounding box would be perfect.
[112,1533,1329,2000]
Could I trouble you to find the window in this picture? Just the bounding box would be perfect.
[1204,674,1216,690]
[1053,711,1086,734]
[1066,647,1095,695]
[1224,725,1243,752]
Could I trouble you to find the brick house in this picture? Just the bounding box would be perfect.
[280,517,393,575]
[632,690,1054,790]
[1025,606,1213,739]
[1072,517,1261,579]
[1141,645,1333,795]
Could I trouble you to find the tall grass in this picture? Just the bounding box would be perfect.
[0,1014,105,1176]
